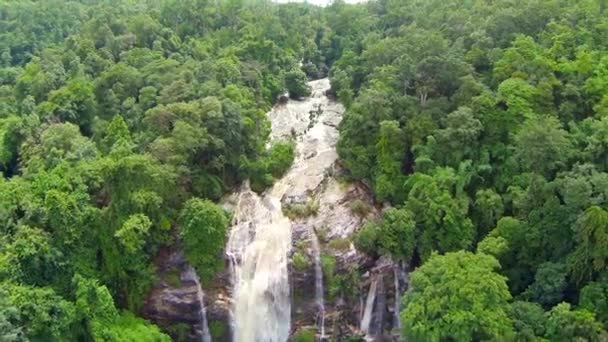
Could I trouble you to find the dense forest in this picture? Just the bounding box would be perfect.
[336,0,608,340]
[2,0,608,341]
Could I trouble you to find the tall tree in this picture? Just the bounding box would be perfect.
[402,251,514,341]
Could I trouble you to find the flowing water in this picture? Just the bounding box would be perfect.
[393,265,401,332]
[360,276,378,336]
[393,262,409,334]
[373,275,386,338]
[186,267,212,342]
[226,79,344,341]
[310,228,326,338]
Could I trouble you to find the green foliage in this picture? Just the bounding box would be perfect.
[179,199,229,280]
[320,254,339,299]
[282,200,319,220]
[209,320,227,341]
[331,2,608,330]
[580,281,608,329]
[114,214,152,254]
[376,208,416,261]
[2,225,62,286]
[402,251,514,341]
[249,141,295,193]
[570,206,608,285]
[513,116,573,177]
[355,208,415,262]
[74,275,170,341]
[349,199,372,218]
[354,221,380,257]
[405,170,475,260]
[374,120,406,202]
[267,141,295,178]
[524,262,568,308]
[285,68,311,99]
[0,291,25,341]
[292,252,311,272]
[5,0,608,338]
[293,328,315,342]
[327,237,351,251]
[0,282,76,340]
[545,303,607,342]
[21,122,98,174]
[0,0,349,340]
[163,270,182,288]
[510,301,547,342]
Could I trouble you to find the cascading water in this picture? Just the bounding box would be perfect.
[310,228,325,338]
[185,267,212,342]
[373,275,386,338]
[393,265,401,332]
[226,79,343,341]
[393,262,408,334]
[226,189,291,342]
[360,277,378,335]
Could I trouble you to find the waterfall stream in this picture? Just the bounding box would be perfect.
[360,277,378,335]
[226,79,343,342]
[186,267,212,342]
[226,190,291,342]
[393,265,401,332]
[310,228,325,338]
[373,275,386,338]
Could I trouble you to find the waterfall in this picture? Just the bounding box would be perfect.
[310,228,325,338]
[372,275,386,338]
[393,262,409,339]
[393,264,401,331]
[225,79,343,342]
[360,277,378,335]
[186,267,212,342]
[227,192,291,342]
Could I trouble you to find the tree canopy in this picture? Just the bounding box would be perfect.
[4,0,608,340]
[330,0,608,339]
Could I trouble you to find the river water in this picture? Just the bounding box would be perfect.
[226,79,344,341]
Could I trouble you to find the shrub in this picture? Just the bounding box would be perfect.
[293,328,315,342]
[354,222,380,257]
[292,251,311,272]
[248,140,295,193]
[328,237,352,251]
[267,141,295,178]
[285,68,311,99]
[349,199,372,218]
[209,320,227,340]
[282,200,319,220]
[179,199,229,281]
[321,254,339,299]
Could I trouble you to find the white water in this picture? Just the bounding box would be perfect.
[393,265,401,332]
[310,228,326,338]
[226,79,343,341]
[360,277,378,335]
[227,189,292,342]
[186,267,212,342]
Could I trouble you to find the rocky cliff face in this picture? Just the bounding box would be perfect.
[142,79,409,341]
[285,165,407,341]
[141,249,231,341]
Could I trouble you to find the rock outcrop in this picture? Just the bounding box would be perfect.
[141,249,231,341]
[285,165,406,341]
